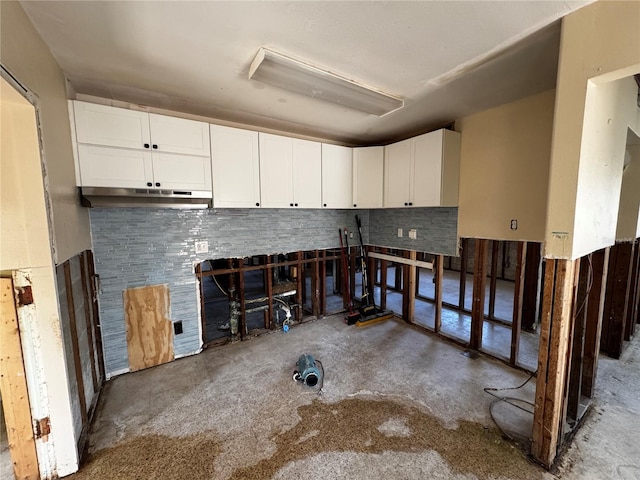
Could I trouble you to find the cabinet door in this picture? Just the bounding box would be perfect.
[74,101,150,150]
[321,144,353,208]
[149,114,210,157]
[211,125,260,207]
[259,133,294,208]
[383,139,412,207]
[353,146,383,208]
[151,152,212,191]
[412,131,443,207]
[292,139,322,208]
[77,145,152,188]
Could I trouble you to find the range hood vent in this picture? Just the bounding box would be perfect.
[80,187,212,209]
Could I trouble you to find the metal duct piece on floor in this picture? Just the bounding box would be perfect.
[293,353,321,387]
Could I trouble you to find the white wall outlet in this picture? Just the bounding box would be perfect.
[409,229,417,239]
[397,228,403,238]
[195,240,209,254]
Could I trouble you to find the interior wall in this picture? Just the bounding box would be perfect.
[615,140,640,241]
[544,0,640,259]
[457,89,555,241]
[1,0,91,264]
[1,77,79,477]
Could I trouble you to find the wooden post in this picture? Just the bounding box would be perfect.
[196,263,207,344]
[319,250,327,317]
[380,247,388,311]
[402,250,410,320]
[407,250,417,322]
[350,245,357,299]
[80,253,99,393]
[63,261,88,426]
[459,238,468,309]
[312,250,320,317]
[601,242,634,358]
[86,250,105,381]
[489,240,499,319]
[510,242,526,365]
[532,258,578,468]
[435,255,444,333]
[296,251,303,320]
[581,248,609,398]
[567,255,591,421]
[470,239,489,350]
[238,259,247,338]
[0,278,40,480]
[266,255,274,329]
[522,242,542,331]
[367,246,376,301]
[624,241,639,340]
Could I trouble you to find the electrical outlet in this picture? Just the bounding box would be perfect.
[510,219,518,230]
[173,321,183,335]
[397,228,403,238]
[350,232,353,239]
[409,229,417,239]
[195,240,209,254]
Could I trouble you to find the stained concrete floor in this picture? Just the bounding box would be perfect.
[71,316,550,480]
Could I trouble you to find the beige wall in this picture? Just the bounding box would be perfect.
[1,1,91,264]
[457,89,555,241]
[544,0,640,259]
[616,144,640,241]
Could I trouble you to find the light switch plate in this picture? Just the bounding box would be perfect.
[195,240,209,254]
[409,229,417,239]
[397,228,403,238]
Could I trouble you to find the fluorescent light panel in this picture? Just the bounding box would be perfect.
[249,48,403,116]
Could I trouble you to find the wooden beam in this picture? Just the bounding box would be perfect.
[265,255,274,329]
[64,261,88,426]
[312,251,319,317]
[380,247,388,311]
[510,242,527,365]
[489,240,499,319]
[407,250,417,322]
[196,263,207,344]
[601,242,634,358]
[624,240,639,340]
[581,247,609,398]
[367,246,376,300]
[79,253,99,393]
[238,259,247,338]
[368,251,433,270]
[532,258,578,468]
[350,245,357,300]
[459,238,468,309]
[86,250,105,382]
[435,255,444,333]
[296,251,304,320]
[522,242,542,331]
[0,278,40,480]
[319,250,327,316]
[470,239,489,350]
[402,251,410,319]
[567,255,591,422]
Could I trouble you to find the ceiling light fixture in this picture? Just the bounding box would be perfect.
[249,47,403,116]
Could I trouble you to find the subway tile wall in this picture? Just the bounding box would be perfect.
[90,206,458,376]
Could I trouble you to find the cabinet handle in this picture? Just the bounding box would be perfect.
[323,203,327,207]
[353,204,357,207]
[404,202,408,206]
[409,202,413,206]
[155,182,161,187]
[152,144,158,149]
[255,202,260,207]
[144,143,150,149]
[146,182,152,187]
[290,203,294,207]
[295,203,298,207]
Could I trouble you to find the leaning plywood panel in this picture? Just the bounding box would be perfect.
[124,284,174,372]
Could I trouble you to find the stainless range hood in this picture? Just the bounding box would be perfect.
[80,187,212,209]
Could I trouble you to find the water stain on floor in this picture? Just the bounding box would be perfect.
[68,397,543,480]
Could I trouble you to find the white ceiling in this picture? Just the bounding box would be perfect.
[20,1,592,145]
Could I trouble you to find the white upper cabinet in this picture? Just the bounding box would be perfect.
[383,129,461,207]
[353,146,384,208]
[259,132,321,208]
[210,125,261,208]
[73,101,209,156]
[71,101,212,191]
[321,144,353,209]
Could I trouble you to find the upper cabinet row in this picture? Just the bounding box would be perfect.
[70,100,460,208]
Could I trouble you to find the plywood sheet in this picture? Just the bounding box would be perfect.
[124,284,174,372]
